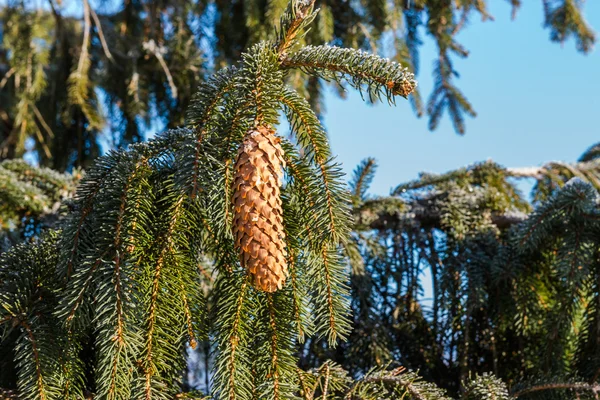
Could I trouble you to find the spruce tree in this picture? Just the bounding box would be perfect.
[343,145,600,397]
[0,1,420,398]
[1,1,599,399]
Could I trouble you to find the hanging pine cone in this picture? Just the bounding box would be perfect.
[232,125,287,292]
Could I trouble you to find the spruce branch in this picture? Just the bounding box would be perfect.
[0,159,77,200]
[355,196,528,232]
[15,320,52,400]
[281,45,417,101]
[239,43,284,126]
[212,275,255,400]
[253,292,299,399]
[0,232,82,399]
[307,245,352,345]
[184,67,239,199]
[543,0,596,53]
[427,49,476,134]
[297,361,352,399]
[516,178,598,251]
[0,159,77,252]
[349,158,377,204]
[580,142,600,163]
[94,160,151,400]
[57,151,142,324]
[392,158,600,198]
[275,0,318,57]
[279,141,352,344]
[285,248,315,343]
[298,363,452,400]
[133,180,206,399]
[512,381,600,399]
[462,373,510,400]
[58,165,108,280]
[355,368,451,400]
[0,167,53,217]
[280,88,351,246]
[138,194,185,399]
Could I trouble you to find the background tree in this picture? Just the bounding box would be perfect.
[0,159,78,251]
[0,160,78,388]
[0,2,434,399]
[332,141,600,397]
[0,0,595,170]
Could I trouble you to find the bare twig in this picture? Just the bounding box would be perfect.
[89,6,117,65]
[78,0,92,77]
[143,40,178,99]
[32,104,54,139]
[508,159,600,179]
[32,124,52,159]
[0,67,15,91]
[321,363,330,400]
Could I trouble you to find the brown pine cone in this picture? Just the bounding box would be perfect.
[232,125,287,292]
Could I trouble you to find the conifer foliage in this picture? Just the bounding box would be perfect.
[0,1,420,398]
[340,146,600,399]
[1,2,599,399]
[0,0,594,169]
[0,159,78,251]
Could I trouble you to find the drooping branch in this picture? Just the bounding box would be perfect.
[394,159,600,194]
[66,0,103,129]
[512,382,600,399]
[280,88,351,245]
[355,195,528,232]
[183,67,239,199]
[508,159,600,179]
[281,45,417,100]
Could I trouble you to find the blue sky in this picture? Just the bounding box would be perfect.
[322,1,600,196]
